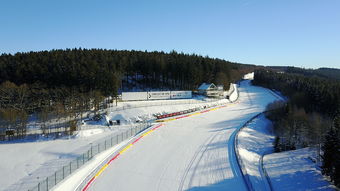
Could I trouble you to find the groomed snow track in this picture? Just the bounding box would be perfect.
[74,80,279,191]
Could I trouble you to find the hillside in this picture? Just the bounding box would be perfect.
[0,49,255,139]
[268,66,340,81]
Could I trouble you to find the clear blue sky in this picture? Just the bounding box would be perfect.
[1,0,340,69]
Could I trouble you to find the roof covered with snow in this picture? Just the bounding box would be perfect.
[198,83,217,90]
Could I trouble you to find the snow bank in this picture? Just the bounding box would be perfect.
[237,114,275,191]
[263,148,335,191]
[243,72,254,80]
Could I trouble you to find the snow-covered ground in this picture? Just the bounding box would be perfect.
[264,148,336,191]
[0,89,233,191]
[2,71,333,191]
[79,79,280,191]
[237,114,275,191]
[106,98,230,125]
[0,127,130,191]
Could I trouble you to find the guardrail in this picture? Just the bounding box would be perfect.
[28,122,151,191]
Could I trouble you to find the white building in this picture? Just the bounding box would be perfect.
[198,83,223,97]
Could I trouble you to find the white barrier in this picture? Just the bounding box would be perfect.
[121,92,148,101]
[170,91,192,99]
[121,91,192,101]
[147,91,171,100]
[229,84,239,102]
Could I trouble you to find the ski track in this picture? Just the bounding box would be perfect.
[86,80,278,191]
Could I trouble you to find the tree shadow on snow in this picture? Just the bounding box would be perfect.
[208,111,258,133]
[185,178,247,191]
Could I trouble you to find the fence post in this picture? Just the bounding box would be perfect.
[91,145,93,158]
[38,182,40,191]
[62,166,65,179]
[117,134,119,144]
[55,172,57,185]
[46,177,49,190]
[69,162,71,174]
[83,153,85,164]
[84,150,87,162]
[105,140,107,150]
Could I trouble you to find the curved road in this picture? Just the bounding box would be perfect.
[88,80,278,191]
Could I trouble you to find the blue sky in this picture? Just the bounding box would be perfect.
[1,0,339,68]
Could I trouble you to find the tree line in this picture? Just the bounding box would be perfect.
[253,69,340,187]
[0,48,253,139]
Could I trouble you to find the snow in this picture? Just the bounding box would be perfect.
[0,127,129,191]
[237,114,275,191]
[81,79,280,191]
[243,72,254,80]
[0,89,231,190]
[229,84,239,102]
[109,113,129,125]
[107,98,231,124]
[198,83,215,90]
[74,129,105,138]
[1,71,333,191]
[52,138,133,191]
[263,148,336,191]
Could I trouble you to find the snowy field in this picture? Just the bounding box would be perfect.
[82,79,280,191]
[264,148,336,191]
[0,127,132,191]
[0,89,231,190]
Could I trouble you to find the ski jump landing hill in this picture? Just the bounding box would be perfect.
[56,74,280,191]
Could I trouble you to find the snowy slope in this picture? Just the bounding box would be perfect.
[237,114,275,191]
[263,148,336,191]
[85,80,279,191]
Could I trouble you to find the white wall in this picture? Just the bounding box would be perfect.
[229,84,239,102]
[122,92,148,101]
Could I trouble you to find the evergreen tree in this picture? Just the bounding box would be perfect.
[321,128,339,181]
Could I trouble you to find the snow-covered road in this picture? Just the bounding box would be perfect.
[87,80,278,191]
